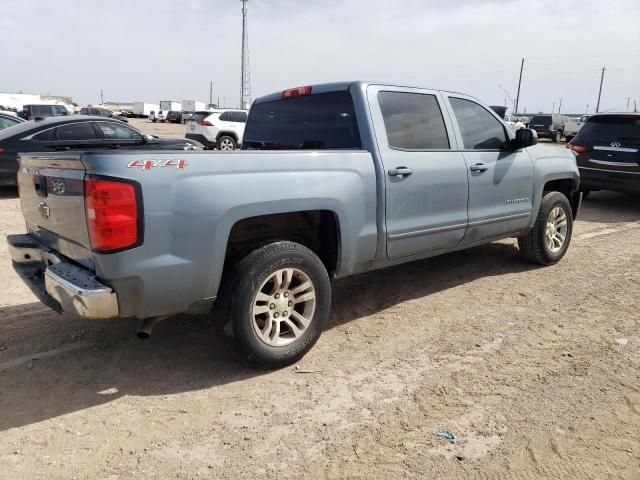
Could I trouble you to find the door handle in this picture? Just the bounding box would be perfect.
[469,163,488,173]
[388,167,413,177]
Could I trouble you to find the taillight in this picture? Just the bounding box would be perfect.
[282,86,312,99]
[566,144,587,154]
[198,120,212,126]
[85,178,141,252]
[0,147,4,154]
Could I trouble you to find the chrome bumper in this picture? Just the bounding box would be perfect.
[7,234,119,319]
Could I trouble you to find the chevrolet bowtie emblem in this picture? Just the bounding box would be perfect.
[38,202,50,219]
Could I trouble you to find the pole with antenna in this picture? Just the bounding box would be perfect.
[514,57,524,115]
[240,0,251,110]
[596,66,605,113]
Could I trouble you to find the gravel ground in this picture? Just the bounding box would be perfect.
[0,144,638,479]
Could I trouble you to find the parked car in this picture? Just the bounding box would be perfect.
[527,114,567,142]
[567,112,640,196]
[80,107,129,123]
[504,113,525,131]
[18,104,70,120]
[166,111,183,123]
[563,115,591,142]
[0,116,203,185]
[7,81,580,368]
[0,113,25,130]
[185,109,249,149]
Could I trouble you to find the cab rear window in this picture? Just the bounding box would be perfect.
[242,91,361,150]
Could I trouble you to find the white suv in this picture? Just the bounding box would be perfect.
[185,109,249,150]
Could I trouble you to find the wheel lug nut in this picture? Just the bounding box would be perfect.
[288,301,293,307]
[274,312,279,318]
[270,303,275,309]
[284,292,289,298]
[283,311,288,316]
[275,293,280,299]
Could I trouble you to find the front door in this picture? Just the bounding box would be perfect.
[445,95,534,242]
[368,86,469,260]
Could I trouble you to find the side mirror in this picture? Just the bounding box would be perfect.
[511,128,538,149]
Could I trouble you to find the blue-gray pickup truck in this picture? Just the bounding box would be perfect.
[8,81,581,367]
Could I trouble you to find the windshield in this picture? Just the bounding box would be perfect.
[576,115,640,144]
[242,91,361,150]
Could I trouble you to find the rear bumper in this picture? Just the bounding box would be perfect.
[579,166,640,194]
[7,234,119,319]
[185,133,215,147]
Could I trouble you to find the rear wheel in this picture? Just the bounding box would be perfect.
[552,131,562,143]
[219,241,331,368]
[217,135,237,150]
[518,191,573,265]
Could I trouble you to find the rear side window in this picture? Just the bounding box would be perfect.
[576,115,640,144]
[378,91,449,150]
[31,105,52,115]
[80,108,89,115]
[219,111,232,121]
[32,129,55,141]
[0,117,18,129]
[231,111,247,123]
[450,98,508,150]
[55,122,98,141]
[96,122,143,140]
[242,91,361,150]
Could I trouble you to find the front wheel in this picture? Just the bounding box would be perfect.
[518,191,573,265]
[219,241,331,368]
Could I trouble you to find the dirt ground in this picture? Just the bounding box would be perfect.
[0,149,639,478]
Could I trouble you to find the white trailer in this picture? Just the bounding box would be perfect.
[181,100,207,123]
[133,102,159,118]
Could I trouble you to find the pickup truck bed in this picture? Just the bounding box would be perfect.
[9,81,581,367]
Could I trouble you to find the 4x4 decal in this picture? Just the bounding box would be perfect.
[127,159,187,170]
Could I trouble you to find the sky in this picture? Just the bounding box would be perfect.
[1,0,639,114]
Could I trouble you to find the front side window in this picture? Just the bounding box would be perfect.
[378,91,449,150]
[80,108,89,115]
[55,122,98,141]
[52,106,68,115]
[450,97,508,149]
[232,111,248,123]
[96,122,143,140]
[0,117,18,129]
[31,105,51,115]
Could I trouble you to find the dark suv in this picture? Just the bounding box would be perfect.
[166,111,183,123]
[80,107,128,123]
[528,115,563,142]
[567,112,640,195]
[19,104,70,120]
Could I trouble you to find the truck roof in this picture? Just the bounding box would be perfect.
[253,81,480,106]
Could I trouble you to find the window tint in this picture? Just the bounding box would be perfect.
[96,122,143,140]
[55,122,98,141]
[242,91,361,150]
[100,109,113,117]
[32,129,55,141]
[190,111,214,122]
[529,115,551,125]
[52,106,68,115]
[575,115,640,144]
[230,111,247,123]
[450,98,508,149]
[0,117,18,129]
[31,105,52,115]
[219,111,232,121]
[80,108,89,115]
[377,92,449,150]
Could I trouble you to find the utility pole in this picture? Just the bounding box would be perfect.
[596,66,605,113]
[627,97,632,109]
[586,104,589,114]
[552,101,555,113]
[514,57,524,115]
[210,81,213,106]
[558,98,563,114]
[240,0,251,110]
[100,89,104,105]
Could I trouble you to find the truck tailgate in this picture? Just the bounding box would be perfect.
[17,153,94,268]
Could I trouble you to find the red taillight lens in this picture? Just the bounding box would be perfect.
[0,147,4,154]
[85,178,140,252]
[282,86,312,99]
[198,120,212,126]
[566,144,587,154]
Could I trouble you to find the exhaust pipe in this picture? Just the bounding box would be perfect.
[137,315,172,339]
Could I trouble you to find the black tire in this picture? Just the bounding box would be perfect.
[518,191,573,265]
[565,135,574,143]
[216,135,237,150]
[219,241,331,368]
[581,188,591,199]
[552,131,562,143]
[152,118,157,123]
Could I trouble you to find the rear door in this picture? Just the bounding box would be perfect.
[368,86,469,259]
[445,95,534,242]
